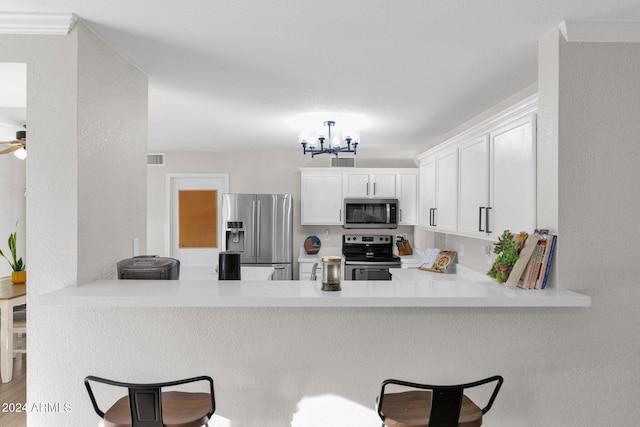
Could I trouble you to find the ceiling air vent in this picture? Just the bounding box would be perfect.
[147,153,165,166]
[330,156,356,167]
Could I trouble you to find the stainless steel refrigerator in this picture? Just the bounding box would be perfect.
[221,194,293,280]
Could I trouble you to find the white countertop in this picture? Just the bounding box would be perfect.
[38,265,590,308]
[180,266,275,281]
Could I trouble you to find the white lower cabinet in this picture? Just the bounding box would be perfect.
[299,259,320,281]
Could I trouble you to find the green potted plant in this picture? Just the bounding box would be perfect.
[0,223,26,284]
[487,230,527,283]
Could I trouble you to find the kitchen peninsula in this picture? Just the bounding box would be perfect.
[39,265,590,308]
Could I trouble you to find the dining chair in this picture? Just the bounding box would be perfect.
[84,375,215,427]
[12,307,26,356]
[377,375,503,427]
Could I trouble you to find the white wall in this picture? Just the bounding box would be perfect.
[554,37,640,422]
[76,23,148,283]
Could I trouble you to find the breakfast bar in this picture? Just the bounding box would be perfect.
[38,266,590,308]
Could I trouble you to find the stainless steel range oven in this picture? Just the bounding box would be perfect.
[342,234,401,281]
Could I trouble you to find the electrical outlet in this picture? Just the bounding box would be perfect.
[324,229,330,241]
[482,246,494,264]
[132,238,140,256]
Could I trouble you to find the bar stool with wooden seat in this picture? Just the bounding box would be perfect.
[376,375,503,427]
[84,375,215,427]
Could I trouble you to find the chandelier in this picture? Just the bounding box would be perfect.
[299,120,358,158]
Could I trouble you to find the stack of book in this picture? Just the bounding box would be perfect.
[504,229,557,289]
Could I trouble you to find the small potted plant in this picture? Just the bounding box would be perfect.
[0,223,26,284]
[487,230,527,284]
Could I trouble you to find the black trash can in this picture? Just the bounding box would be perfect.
[218,251,241,280]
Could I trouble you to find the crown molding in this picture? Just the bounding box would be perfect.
[0,12,77,35]
[560,20,640,43]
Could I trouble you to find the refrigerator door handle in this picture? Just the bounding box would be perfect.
[251,200,256,257]
[256,200,262,257]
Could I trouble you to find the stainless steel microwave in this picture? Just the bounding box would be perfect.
[343,198,398,229]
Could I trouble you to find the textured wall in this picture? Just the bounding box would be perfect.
[76,23,148,283]
[0,30,81,426]
[555,38,640,424]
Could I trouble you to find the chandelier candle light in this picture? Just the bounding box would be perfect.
[300,120,358,158]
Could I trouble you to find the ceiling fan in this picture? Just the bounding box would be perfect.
[0,130,26,158]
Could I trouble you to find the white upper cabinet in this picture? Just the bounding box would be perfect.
[343,171,396,198]
[418,94,538,239]
[488,113,537,238]
[397,172,418,225]
[418,147,458,232]
[300,170,343,225]
[435,147,458,233]
[418,155,436,228]
[300,167,418,226]
[458,114,537,239]
[458,135,490,236]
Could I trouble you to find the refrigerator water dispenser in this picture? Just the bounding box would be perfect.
[225,221,245,252]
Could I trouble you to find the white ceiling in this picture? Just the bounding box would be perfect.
[2,1,640,154]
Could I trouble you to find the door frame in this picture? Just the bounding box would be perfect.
[166,173,229,260]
